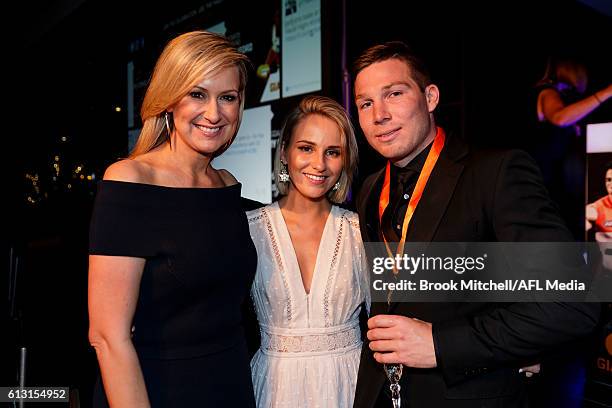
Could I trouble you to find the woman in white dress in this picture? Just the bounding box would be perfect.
[247,95,369,407]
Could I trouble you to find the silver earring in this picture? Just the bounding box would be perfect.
[164,112,171,135]
[332,181,340,191]
[164,111,172,148]
[279,162,290,183]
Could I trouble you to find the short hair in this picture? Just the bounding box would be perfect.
[130,31,250,158]
[352,41,432,91]
[605,161,612,173]
[275,95,358,203]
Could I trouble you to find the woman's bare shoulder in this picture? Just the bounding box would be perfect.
[103,159,152,183]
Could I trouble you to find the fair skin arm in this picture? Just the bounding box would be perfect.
[586,205,598,222]
[88,161,150,407]
[538,84,612,127]
[89,256,149,408]
[586,204,598,231]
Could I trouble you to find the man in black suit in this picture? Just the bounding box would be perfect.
[352,41,600,408]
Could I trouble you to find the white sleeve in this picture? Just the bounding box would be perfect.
[348,212,371,316]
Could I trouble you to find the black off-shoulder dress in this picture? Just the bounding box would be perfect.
[89,180,256,407]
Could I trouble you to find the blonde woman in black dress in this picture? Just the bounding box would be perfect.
[88,31,255,407]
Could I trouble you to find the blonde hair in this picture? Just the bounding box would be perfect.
[130,31,250,158]
[275,95,358,203]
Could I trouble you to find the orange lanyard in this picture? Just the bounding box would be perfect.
[378,127,446,271]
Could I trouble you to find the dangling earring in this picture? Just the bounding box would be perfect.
[332,181,340,191]
[279,161,290,183]
[164,111,172,148]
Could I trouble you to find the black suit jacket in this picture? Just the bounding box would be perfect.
[353,134,600,408]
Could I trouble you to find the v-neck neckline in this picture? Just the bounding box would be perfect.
[273,201,335,296]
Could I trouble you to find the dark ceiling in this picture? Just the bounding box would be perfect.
[17,0,612,50]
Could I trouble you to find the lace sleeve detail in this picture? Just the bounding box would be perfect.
[262,207,293,322]
[358,237,371,316]
[337,208,360,230]
[347,212,360,230]
[246,208,265,224]
[343,210,371,315]
[323,210,346,327]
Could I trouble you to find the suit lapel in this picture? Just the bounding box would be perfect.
[359,168,385,242]
[407,154,464,242]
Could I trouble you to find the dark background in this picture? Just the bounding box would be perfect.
[5,0,612,406]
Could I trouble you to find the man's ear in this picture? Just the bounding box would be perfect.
[425,84,440,113]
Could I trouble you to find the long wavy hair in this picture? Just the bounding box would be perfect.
[129,31,250,158]
[536,56,587,94]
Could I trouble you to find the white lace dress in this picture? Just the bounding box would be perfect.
[247,202,370,408]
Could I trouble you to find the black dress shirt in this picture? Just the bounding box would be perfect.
[380,143,432,242]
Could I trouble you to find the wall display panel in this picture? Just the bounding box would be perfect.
[215,105,274,203]
[584,123,612,406]
[281,0,322,98]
